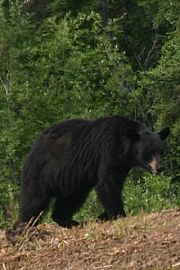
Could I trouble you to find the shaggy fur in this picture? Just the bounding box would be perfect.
[18,116,170,228]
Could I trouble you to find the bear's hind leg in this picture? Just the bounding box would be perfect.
[52,194,87,228]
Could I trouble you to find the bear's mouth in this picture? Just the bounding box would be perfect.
[147,164,158,175]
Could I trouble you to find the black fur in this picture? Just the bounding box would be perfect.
[18,116,170,228]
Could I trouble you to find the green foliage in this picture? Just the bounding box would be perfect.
[124,174,179,215]
[135,30,180,176]
[75,191,102,223]
[49,0,100,16]
[0,179,19,228]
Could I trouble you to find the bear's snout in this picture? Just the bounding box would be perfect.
[148,156,164,175]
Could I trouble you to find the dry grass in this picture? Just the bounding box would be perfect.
[0,208,180,270]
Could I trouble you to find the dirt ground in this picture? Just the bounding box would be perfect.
[0,208,180,270]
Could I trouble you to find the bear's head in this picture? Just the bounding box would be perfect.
[127,127,170,174]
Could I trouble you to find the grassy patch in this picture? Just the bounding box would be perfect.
[75,173,179,222]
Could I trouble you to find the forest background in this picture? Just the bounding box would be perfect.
[0,0,179,228]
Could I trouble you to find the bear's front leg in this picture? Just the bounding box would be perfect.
[96,167,127,220]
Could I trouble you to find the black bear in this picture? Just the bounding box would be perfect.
[18,116,170,228]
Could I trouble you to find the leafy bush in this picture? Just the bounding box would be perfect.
[124,173,179,215]
[0,180,19,229]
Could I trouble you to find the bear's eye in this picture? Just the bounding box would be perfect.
[160,150,164,156]
[154,150,164,156]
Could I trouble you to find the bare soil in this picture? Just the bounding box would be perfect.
[0,208,180,270]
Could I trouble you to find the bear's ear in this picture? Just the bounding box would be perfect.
[126,129,139,143]
[158,127,170,141]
